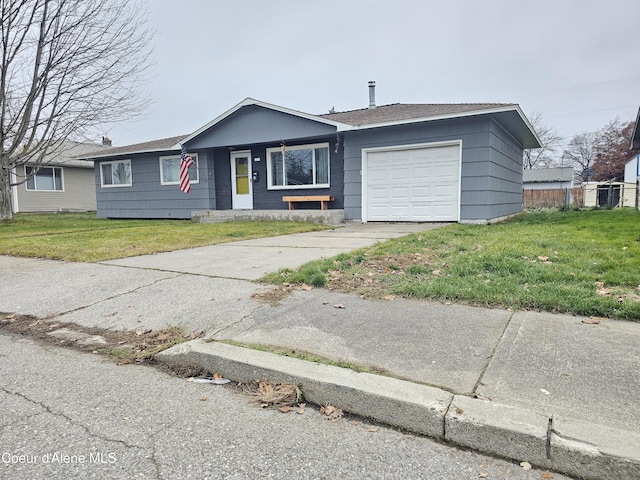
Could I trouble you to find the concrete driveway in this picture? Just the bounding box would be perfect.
[101,222,445,280]
[0,222,444,332]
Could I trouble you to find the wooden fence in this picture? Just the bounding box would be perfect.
[524,188,584,209]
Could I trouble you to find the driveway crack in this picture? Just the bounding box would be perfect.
[55,273,183,319]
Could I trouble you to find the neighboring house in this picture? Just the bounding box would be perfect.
[583,181,637,208]
[11,140,109,213]
[627,106,640,209]
[624,155,640,184]
[523,167,574,190]
[84,84,540,223]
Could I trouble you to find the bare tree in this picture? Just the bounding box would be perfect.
[592,117,634,181]
[523,111,563,169]
[0,0,153,220]
[562,131,597,183]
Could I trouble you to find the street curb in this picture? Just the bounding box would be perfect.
[156,340,640,480]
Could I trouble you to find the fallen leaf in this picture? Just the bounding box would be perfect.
[479,473,489,478]
[300,284,313,291]
[334,304,346,309]
[432,269,441,276]
[622,246,628,251]
[199,396,208,401]
[296,403,306,414]
[537,256,549,262]
[383,295,396,301]
[349,421,358,426]
[541,473,553,479]
[368,427,378,433]
[520,461,532,470]
[320,404,343,420]
[582,317,602,324]
[278,406,293,413]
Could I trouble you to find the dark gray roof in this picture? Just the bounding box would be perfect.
[80,135,187,159]
[631,106,640,150]
[318,103,516,126]
[523,167,574,183]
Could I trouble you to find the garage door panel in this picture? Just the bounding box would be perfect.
[369,186,389,200]
[365,144,459,222]
[411,186,431,200]
[391,187,409,199]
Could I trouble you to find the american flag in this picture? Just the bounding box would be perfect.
[179,146,194,193]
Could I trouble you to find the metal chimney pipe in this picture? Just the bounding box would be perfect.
[368,81,376,109]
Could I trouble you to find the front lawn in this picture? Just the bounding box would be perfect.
[263,209,640,320]
[0,212,328,262]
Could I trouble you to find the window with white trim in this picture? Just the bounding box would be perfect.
[100,160,132,187]
[267,143,330,189]
[25,165,64,191]
[159,154,199,185]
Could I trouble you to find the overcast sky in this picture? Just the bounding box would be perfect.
[108,0,640,151]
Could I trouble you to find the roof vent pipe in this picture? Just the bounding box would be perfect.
[368,81,376,109]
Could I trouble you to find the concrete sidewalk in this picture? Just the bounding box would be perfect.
[1,223,638,480]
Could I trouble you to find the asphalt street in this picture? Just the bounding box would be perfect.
[0,333,571,480]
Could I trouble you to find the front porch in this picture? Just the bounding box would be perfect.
[192,209,345,226]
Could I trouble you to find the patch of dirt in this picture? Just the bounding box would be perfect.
[0,312,204,366]
[325,253,441,299]
[252,283,315,306]
[252,285,296,306]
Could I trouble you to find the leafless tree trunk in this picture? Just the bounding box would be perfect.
[0,0,153,220]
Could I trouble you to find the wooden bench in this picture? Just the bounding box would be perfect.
[282,195,334,210]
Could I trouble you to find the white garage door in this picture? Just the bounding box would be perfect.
[364,143,460,222]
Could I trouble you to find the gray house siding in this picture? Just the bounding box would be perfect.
[213,149,232,210]
[186,106,336,150]
[212,140,344,211]
[342,116,524,222]
[17,165,96,213]
[96,150,212,219]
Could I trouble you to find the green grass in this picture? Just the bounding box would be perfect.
[0,212,328,262]
[262,209,640,320]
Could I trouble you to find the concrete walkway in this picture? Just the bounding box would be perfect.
[1,222,638,480]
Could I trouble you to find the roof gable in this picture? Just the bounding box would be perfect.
[184,102,341,150]
[182,98,351,148]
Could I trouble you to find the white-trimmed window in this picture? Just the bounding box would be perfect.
[267,143,330,189]
[100,160,132,187]
[159,154,199,185]
[25,165,64,191]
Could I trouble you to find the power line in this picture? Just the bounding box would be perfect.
[544,105,637,120]
[500,74,640,102]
